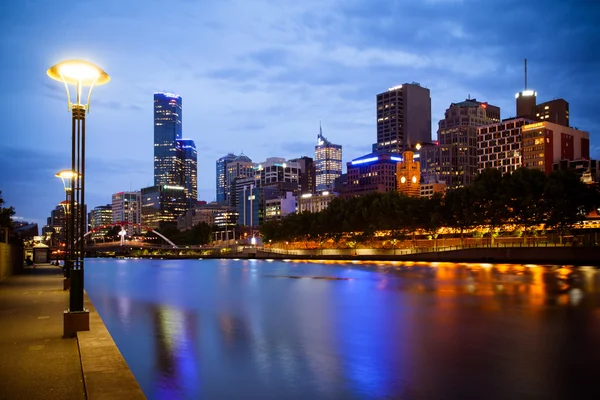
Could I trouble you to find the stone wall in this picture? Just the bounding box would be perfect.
[0,243,23,281]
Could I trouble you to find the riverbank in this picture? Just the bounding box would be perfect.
[0,264,145,400]
[125,246,600,266]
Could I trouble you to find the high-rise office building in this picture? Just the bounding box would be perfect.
[521,121,589,174]
[535,99,569,127]
[141,185,187,229]
[216,153,237,204]
[315,127,342,192]
[477,118,534,175]
[90,205,113,240]
[376,83,431,152]
[342,152,402,197]
[290,156,316,195]
[227,153,254,209]
[255,157,301,191]
[111,191,141,229]
[176,139,198,208]
[154,92,182,187]
[436,98,500,188]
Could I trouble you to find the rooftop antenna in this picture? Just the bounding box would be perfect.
[524,58,527,90]
[319,120,322,136]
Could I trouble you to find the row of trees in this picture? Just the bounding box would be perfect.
[260,168,600,245]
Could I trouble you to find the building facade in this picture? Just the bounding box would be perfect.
[141,185,187,230]
[290,156,316,195]
[536,99,569,127]
[343,152,402,197]
[315,128,342,192]
[477,118,535,174]
[376,83,431,153]
[216,153,237,204]
[154,92,183,187]
[111,191,141,232]
[255,157,301,192]
[436,99,500,188]
[175,139,198,208]
[298,192,335,213]
[90,205,113,240]
[264,192,296,222]
[226,153,254,209]
[521,121,589,174]
[396,150,421,197]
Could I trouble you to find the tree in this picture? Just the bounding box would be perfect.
[503,168,548,244]
[471,168,507,245]
[0,191,15,231]
[544,169,590,242]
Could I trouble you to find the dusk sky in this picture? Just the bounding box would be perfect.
[1,0,599,228]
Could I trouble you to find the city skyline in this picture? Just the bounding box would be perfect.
[1,0,599,227]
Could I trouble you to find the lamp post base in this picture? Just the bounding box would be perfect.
[63,309,90,338]
[63,278,70,291]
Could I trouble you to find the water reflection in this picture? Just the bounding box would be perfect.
[85,259,600,400]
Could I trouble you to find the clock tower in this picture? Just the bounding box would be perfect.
[396,150,420,197]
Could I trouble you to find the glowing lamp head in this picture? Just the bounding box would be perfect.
[47,60,110,86]
[415,143,421,151]
[412,176,417,184]
[55,170,79,180]
[400,176,406,184]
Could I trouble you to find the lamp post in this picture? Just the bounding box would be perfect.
[55,169,78,289]
[47,60,110,337]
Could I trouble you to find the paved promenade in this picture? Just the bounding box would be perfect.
[0,264,145,400]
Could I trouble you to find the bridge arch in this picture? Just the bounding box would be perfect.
[84,222,178,248]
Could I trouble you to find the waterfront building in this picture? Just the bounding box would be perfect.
[536,99,569,126]
[315,127,342,192]
[289,156,316,195]
[177,202,231,231]
[436,98,500,188]
[255,157,300,193]
[264,192,296,222]
[237,184,279,227]
[176,139,198,208]
[111,191,141,233]
[154,92,183,187]
[216,153,237,204]
[90,204,112,240]
[420,181,447,199]
[141,185,187,229]
[227,153,254,209]
[396,150,421,197]
[298,191,335,213]
[376,82,431,153]
[521,121,589,174]
[342,152,402,197]
[477,118,535,174]
[554,159,600,183]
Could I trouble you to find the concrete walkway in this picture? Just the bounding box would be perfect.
[0,264,145,400]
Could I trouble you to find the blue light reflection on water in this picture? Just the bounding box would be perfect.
[84,259,600,400]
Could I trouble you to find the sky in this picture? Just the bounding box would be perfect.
[1,0,599,229]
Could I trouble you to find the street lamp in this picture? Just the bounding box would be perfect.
[55,169,78,289]
[48,59,110,338]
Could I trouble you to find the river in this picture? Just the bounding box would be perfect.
[85,258,600,400]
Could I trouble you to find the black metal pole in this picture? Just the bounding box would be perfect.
[70,106,86,312]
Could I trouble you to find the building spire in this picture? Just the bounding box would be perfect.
[320,120,322,137]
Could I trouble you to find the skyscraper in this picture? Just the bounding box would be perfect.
[216,153,237,204]
[315,126,342,192]
[376,83,431,152]
[226,153,254,209]
[154,92,182,187]
[111,191,141,231]
[176,139,198,208]
[436,98,500,188]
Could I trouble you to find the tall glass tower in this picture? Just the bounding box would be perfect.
[176,139,198,208]
[216,153,236,204]
[154,92,182,186]
[315,125,342,192]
